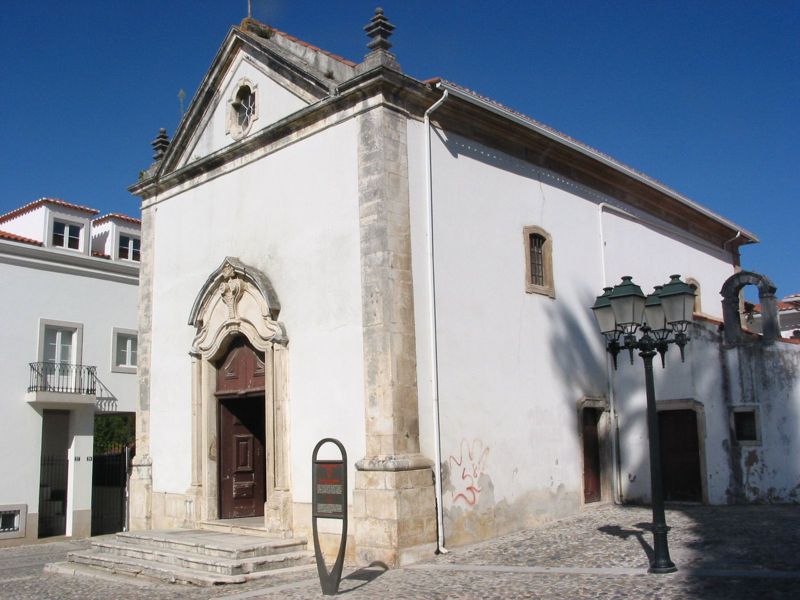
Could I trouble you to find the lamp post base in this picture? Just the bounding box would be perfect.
[648,562,678,574]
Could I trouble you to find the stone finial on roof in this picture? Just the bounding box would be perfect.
[357,7,400,73]
[365,7,394,52]
[151,128,170,162]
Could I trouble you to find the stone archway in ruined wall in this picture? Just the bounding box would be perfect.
[720,271,780,344]
[187,257,293,534]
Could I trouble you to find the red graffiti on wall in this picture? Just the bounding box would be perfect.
[448,439,490,506]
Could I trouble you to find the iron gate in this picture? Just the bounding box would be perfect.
[91,443,133,535]
[38,455,68,538]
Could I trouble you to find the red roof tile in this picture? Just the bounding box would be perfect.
[0,230,43,246]
[751,300,800,314]
[0,198,99,223]
[247,23,357,68]
[93,213,141,226]
[271,28,357,67]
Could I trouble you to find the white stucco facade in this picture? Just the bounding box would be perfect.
[146,118,366,502]
[0,200,139,545]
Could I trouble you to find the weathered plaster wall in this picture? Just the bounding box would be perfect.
[723,338,800,502]
[147,118,366,506]
[407,121,740,546]
[616,315,800,506]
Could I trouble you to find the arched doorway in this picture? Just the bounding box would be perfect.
[216,337,266,518]
[187,257,292,533]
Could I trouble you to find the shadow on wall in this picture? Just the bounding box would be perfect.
[543,283,646,506]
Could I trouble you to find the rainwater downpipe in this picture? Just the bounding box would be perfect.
[425,87,449,554]
[597,202,629,504]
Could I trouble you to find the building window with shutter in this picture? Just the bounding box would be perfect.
[523,226,555,297]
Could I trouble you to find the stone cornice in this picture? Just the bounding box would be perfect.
[130,49,748,250]
[417,89,753,250]
[131,66,428,204]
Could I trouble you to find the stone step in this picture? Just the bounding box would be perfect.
[78,537,313,576]
[199,520,292,538]
[113,529,307,559]
[58,550,314,586]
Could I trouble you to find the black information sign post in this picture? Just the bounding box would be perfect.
[312,438,347,595]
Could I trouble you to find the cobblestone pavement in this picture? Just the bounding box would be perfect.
[2,504,798,599]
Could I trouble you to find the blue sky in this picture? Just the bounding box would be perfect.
[1,1,797,297]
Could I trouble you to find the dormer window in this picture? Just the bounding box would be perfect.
[52,221,81,250]
[119,235,141,262]
[227,79,259,140]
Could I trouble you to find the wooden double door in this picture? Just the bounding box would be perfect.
[217,337,267,519]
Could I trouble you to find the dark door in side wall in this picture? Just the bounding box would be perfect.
[582,408,602,503]
[217,337,267,519]
[658,409,702,502]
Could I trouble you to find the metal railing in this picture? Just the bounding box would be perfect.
[28,362,97,395]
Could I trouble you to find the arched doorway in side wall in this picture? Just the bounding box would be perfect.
[215,336,266,519]
[658,408,703,502]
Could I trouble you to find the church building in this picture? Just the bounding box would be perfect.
[129,10,760,566]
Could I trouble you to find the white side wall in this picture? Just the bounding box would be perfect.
[148,118,365,503]
[91,221,113,256]
[407,122,739,544]
[1,207,47,241]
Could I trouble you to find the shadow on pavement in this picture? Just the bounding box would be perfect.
[338,561,389,594]
[597,524,654,564]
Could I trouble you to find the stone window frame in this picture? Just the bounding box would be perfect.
[38,318,84,366]
[523,225,555,298]
[0,504,27,540]
[226,77,259,141]
[731,406,761,446]
[111,327,138,374]
[686,277,701,314]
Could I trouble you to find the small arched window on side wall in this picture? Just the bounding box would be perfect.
[227,79,258,140]
[523,225,555,298]
[686,277,701,314]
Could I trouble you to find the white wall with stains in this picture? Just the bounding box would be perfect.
[147,117,365,504]
[407,121,742,546]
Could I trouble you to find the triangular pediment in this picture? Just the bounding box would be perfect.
[160,26,349,175]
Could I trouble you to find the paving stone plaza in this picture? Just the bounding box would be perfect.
[2,504,798,599]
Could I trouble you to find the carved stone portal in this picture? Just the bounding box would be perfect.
[187,257,292,535]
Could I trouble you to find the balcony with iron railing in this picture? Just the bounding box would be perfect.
[26,362,98,406]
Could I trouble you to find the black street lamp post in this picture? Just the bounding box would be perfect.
[592,275,696,574]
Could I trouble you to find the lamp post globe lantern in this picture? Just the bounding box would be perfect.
[608,275,646,332]
[591,274,693,575]
[659,274,696,331]
[591,287,616,335]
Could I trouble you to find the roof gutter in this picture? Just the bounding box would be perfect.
[435,81,759,245]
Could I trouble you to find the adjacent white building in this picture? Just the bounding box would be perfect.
[0,198,139,546]
[127,11,796,568]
